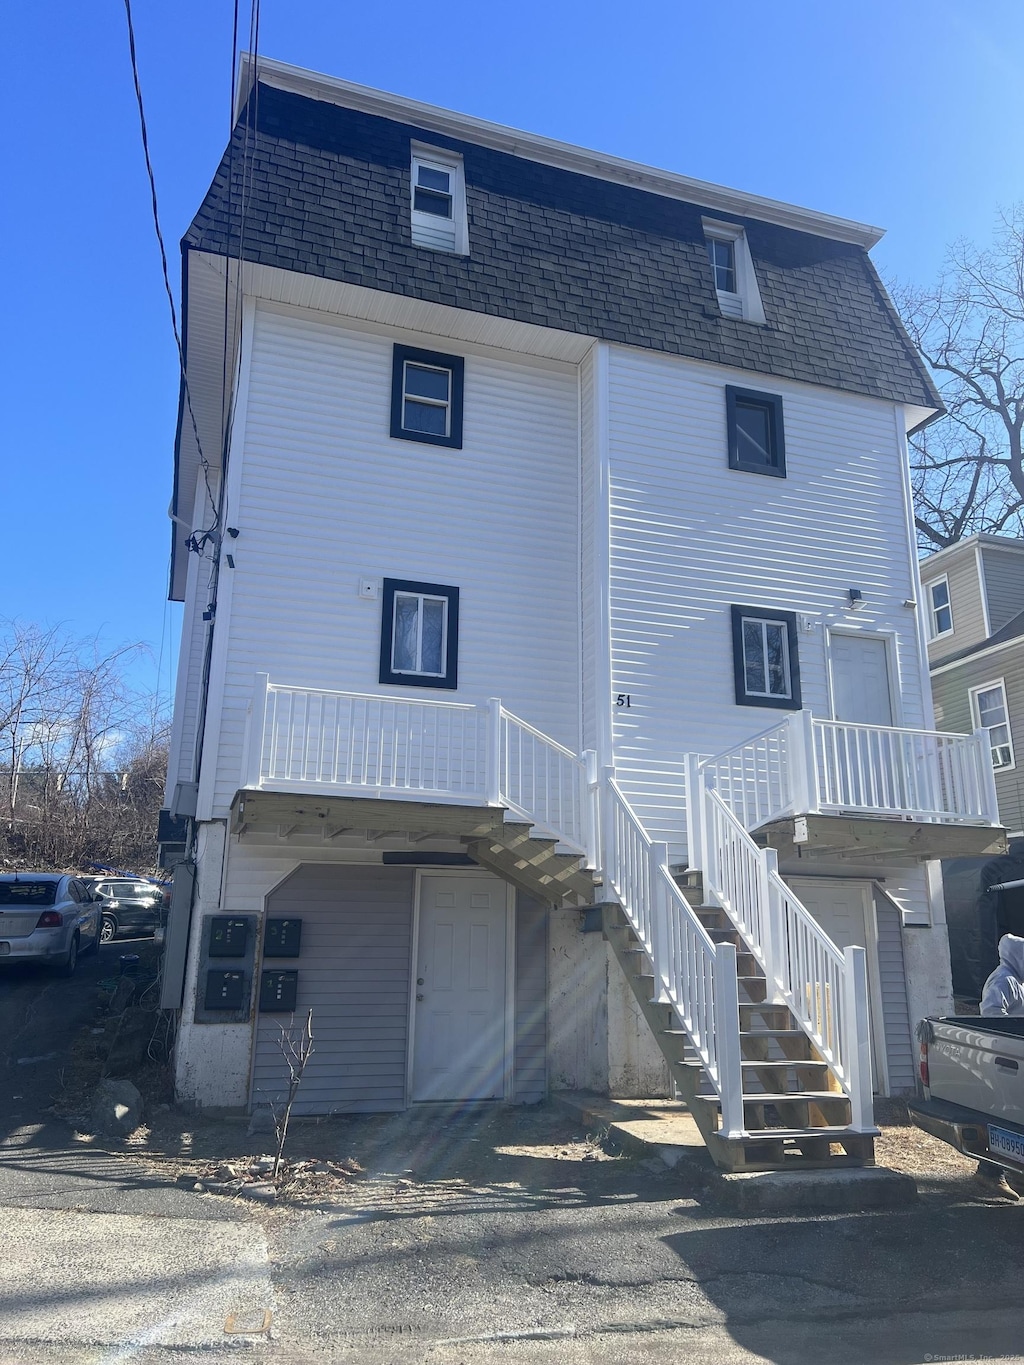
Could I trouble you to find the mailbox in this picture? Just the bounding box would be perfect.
[205,969,246,1011]
[264,917,302,958]
[208,916,250,957]
[260,969,299,1013]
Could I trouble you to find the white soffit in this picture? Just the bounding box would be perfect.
[237,54,885,250]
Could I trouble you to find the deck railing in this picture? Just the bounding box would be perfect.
[242,676,597,859]
[700,710,999,831]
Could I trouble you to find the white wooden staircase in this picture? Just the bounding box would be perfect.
[241,677,1003,1173]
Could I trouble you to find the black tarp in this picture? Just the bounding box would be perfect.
[943,840,1024,1000]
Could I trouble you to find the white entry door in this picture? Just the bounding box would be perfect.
[787,877,887,1093]
[412,875,508,1102]
[830,634,894,725]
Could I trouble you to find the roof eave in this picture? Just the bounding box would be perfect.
[238,54,885,250]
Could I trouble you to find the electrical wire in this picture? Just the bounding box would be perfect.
[122,0,219,550]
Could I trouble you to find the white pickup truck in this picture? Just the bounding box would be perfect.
[910,1017,1024,1175]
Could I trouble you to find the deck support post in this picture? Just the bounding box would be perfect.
[714,940,745,1140]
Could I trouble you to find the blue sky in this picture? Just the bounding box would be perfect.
[3,1,1022,704]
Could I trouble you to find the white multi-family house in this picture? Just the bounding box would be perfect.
[160,56,1004,1172]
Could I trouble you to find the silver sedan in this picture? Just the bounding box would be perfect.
[0,873,102,976]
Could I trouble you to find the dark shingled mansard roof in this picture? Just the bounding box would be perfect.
[184,82,940,410]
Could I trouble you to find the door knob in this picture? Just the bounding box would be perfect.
[417,977,424,985]
[416,993,424,1001]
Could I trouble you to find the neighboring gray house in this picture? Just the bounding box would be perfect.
[921,535,1024,835]
[160,56,1004,1175]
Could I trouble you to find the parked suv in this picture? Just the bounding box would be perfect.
[86,877,167,943]
[0,873,102,975]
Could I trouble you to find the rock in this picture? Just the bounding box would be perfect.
[247,1106,276,1138]
[205,1178,245,1196]
[240,1182,277,1202]
[193,1181,206,1193]
[89,1079,143,1137]
[252,1156,276,1174]
[215,1163,241,1180]
[312,1161,331,1176]
[176,1173,198,1187]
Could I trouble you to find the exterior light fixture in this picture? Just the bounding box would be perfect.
[847,588,864,610]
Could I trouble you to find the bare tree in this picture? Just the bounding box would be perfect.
[0,620,169,871]
[893,206,1024,552]
[270,1010,315,1179]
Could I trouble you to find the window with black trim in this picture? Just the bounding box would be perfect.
[390,345,465,448]
[725,386,786,478]
[731,606,801,709]
[379,579,459,689]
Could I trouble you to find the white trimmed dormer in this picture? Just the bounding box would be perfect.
[703,218,766,324]
[410,144,469,254]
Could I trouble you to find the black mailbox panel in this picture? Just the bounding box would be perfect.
[209,916,250,957]
[205,969,246,1010]
[260,970,299,1013]
[264,917,303,957]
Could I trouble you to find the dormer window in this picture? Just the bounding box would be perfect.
[708,237,736,294]
[410,147,468,254]
[703,219,766,324]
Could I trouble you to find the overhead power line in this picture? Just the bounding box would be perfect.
[122,0,219,550]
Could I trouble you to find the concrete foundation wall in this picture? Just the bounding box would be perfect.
[173,821,255,1110]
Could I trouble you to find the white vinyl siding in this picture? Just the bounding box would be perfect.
[205,305,580,816]
[602,346,925,856]
[165,478,219,801]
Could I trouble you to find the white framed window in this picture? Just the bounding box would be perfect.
[731,605,802,709]
[703,218,766,324]
[970,679,1014,770]
[379,579,459,690]
[390,345,464,448]
[410,146,468,254]
[928,575,953,638]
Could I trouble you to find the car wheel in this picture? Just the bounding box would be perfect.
[58,933,79,978]
[100,915,117,944]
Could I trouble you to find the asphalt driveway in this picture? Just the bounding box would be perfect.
[3,954,1024,1363]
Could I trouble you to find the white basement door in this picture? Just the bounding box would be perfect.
[412,874,508,1101]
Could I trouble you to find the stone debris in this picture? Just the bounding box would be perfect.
[90,1078,144,1137]
[188,1155,364,1203]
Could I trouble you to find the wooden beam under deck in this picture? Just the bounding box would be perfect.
[757,813,1007,864]
[230,789,507,841]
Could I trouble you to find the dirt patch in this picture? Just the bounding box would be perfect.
[873,1096,990,1197]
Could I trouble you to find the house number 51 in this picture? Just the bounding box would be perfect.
[616,694,632,708]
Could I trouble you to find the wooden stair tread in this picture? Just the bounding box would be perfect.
[717,1126,879,1143]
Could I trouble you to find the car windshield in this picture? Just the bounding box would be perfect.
[0,881,58,906]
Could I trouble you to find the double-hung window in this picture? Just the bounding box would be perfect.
[971,680,1014,770]
[703,218,766,323]
[410,147,468,253]
[390,345,465,448]
[379,579,459,690]
[731,605,802,709]
[726,386,786,478]
[928,576,953,638]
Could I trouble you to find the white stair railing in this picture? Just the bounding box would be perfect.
[687,754,875,1131]
[495,704,596,860]
[603,775,745,1139]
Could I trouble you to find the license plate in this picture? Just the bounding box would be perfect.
[988,1124,1024,1165]
[0,942,9,955]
